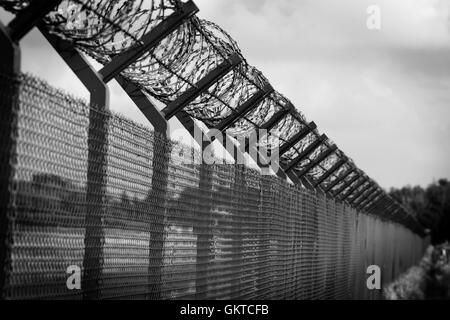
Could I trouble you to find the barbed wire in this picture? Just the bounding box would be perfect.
[0,0,422,231]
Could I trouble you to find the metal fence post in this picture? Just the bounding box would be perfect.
[146,132,171,299]
[0,21,20,300]
[114,79,171,299]
[231,164,245,297]
[39,29,109,299]
[195,141,214,299]
[0,1,62,297]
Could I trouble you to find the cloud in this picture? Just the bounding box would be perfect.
[1,0,449,188]
[196,0,450,188]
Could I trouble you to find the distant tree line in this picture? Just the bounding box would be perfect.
[389,179,450,244]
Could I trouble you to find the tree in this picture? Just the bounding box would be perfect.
[389,179,450,244]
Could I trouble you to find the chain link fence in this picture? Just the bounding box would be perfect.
[0,73,427,299]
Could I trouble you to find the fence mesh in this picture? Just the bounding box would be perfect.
[0,73,427,300]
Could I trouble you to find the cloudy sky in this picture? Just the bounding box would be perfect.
[1,0,450,189]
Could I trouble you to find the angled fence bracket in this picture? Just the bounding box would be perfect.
[332,173,360,197]
[162,53,242,119]
[8,0,62,42]
[341,178,367,202]
[242,105,290,154]
[361,192,383,211]
[355,188,379,209]
[313,156,347,187]
[99,0,198,83]
[349,183,373,205]
[215,84,273,132]
[279,121,317,156]
[296,144,337,178]
[261,107,290,131]
[284,134,327,173]
[115,76,170,136]
[323,167,355,193]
